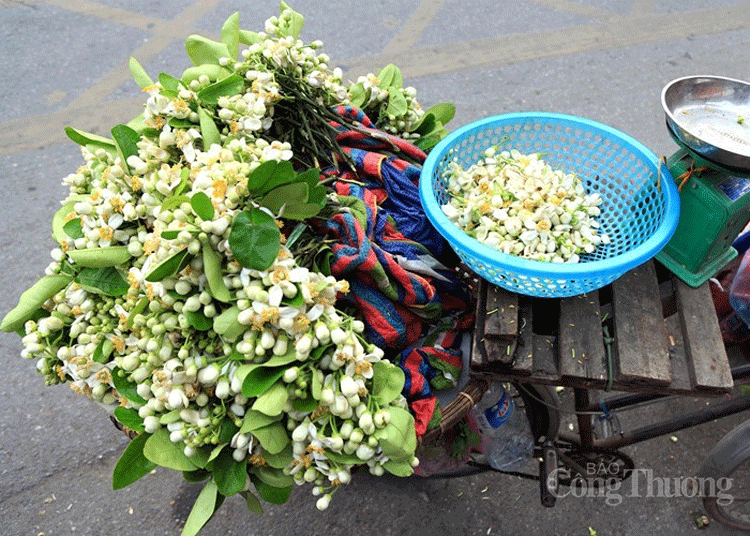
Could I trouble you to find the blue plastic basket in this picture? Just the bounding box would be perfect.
[420,113,681,297]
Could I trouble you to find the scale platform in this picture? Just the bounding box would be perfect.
[656,76,750,287]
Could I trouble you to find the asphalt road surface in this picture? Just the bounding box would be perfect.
[2,1,750,535]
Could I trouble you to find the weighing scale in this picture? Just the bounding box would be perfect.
[655,75,750,287]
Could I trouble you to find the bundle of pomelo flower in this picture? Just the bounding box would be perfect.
[0,4,467,535]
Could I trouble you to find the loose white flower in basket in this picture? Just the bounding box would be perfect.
[1,4,456,535]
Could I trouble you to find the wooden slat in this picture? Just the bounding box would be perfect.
[484,283,519,339]
[483,282,519,364]
[559,291,608,387]
[472,280,519,367]
[511,298,534,375]
[663,314,694,394]
[533,334,560,381]
[611,261,672,386]
[675,278,734,392]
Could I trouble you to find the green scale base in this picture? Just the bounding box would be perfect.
[655,145,750,287]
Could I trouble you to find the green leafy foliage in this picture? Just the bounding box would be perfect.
[198,107,221,149]
[111,367,148,405]
[181,481,218,536]
[128,56,153,89]
[75,267,129,296]
[0,274,72,332]
[202,242,231,303]
[185,35,231,66]
[212,447,247,496]
[221,12,240,60]
[371,361,405,405]
[374,407,416,463]
[68,246,132,268]
[197,74,245,106]
[251,381,289,417]
[112,432,156,490]
[144,428,199,471]
[190,191,215,221]
[114,407,145,432]
[62,218,83,239]
[145,249,193,282]
[228,208,281,271]
[111,124,141,169]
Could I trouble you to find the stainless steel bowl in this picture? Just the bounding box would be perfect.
[662,75,750,171]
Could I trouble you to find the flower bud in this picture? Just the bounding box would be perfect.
[316,494,331,511]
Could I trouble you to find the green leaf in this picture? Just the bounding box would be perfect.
[311,369,322,400]
[371,361,405,405]
[228,208,281,271]
[126,114,150,135]
[161,230,180,240]
[213,306,245,341]
[68,246,132,268]
[185,309,213,331]
[51,195,87,244]
[348,83,367,108]
[242,366,287,398]
[62,218,83,239]
[64,127,116,153]
[111,124,141,170]
[144,428,198,471]
[261,443,293,469]
[158,72,181,94]
[291,396,317,413]
[185,35,231,66]
[252,463,294,488]
[239,409,283,434]
[382,459,414,477]
[260,182,308,215]
[182,64,232,84]
[181,480,218,536]
[111,367,148,405]
[202,244,231,303]
[247,160,296,196]
[162,193,191,212]
[128,56,153,89]
[112,432,156,490]
[277,1,304,38]
[212,447,247,496]
[218,418,240,444]
[114,406,145,432]
[198,107,221,149]
[91,337,114,364]
[126,297,149,330]
[251,422,289,455]
[411,112,436,136]
[378,64,402,89]
[0,274,72,333]
[251,381,289,417]
[252,475,292,505]
[221,12,240,60]
[190,191,215,221]
[159,409,182,425]
[238,29,262,45]
[424,103,456,126]
[240,490,264,514]
[197,73,244,106]
[75,266,129,296]
[374,407,416,463]
[325,450,364,465]
[145,249,193,282]
[386,88,408,117]
[183,468,211,482]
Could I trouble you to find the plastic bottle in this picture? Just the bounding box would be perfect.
[473,382,534,471]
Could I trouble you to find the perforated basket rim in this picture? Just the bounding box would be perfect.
[419,112,681,281]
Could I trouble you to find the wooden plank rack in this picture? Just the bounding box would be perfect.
[471,260,734,397]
